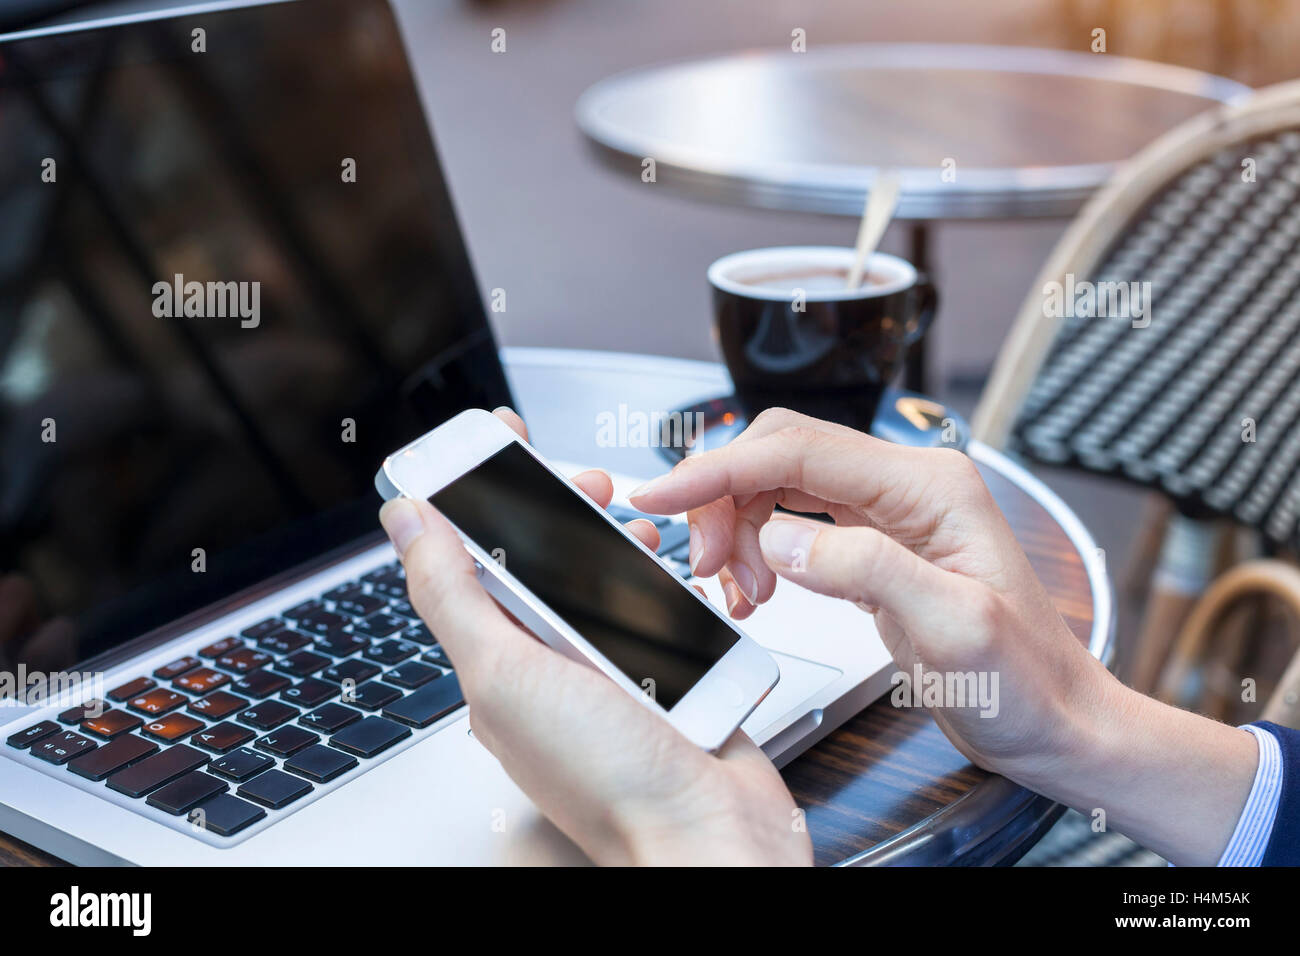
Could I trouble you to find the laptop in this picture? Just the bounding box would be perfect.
[0,0,895,865]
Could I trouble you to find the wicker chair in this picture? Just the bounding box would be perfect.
[973,79,1300,710]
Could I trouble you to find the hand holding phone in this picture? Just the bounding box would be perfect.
[376,408,780,750]
[374,408,809,865]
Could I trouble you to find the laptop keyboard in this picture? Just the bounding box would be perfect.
[4,505,694,847]
[4,559,465,844]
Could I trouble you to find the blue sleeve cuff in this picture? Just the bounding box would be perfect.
[1217,724,1283,866]
[1248,721,1300,865]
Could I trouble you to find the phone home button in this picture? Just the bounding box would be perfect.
[711,677,746,709]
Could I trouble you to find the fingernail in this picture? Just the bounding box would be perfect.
[688,524,703,575]
[730,561,759,604]
[723,579,743,616]
[628,473,666,500]
[380,499,425,557]
[760,520,818,570]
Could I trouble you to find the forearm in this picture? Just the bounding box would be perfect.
[1008,660,1259,866]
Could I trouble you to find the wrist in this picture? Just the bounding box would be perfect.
[1005,666,1259,865]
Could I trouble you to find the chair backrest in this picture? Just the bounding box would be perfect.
[974,79,1300,448]
[973,79,1300,551]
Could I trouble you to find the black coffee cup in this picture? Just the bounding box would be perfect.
[708,246,936,431]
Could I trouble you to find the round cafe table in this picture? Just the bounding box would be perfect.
[576,43,1250,388]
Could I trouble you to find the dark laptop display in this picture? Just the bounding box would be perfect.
[0,0,511,674]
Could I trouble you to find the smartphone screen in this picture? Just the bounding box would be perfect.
[430,443,739,708]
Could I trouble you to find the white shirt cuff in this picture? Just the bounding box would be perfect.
[1217,725,1284,867]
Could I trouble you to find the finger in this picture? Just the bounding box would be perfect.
[571,468,614,508]
[492,406,528,441]
[727,491,779,605]
[380,497,531,681]
[686,498,737,577]
[758,517,968,633]
[630,427,925,519]
[625,518,660,551]
[718,565,756,620]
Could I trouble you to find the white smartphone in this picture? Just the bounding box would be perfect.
[374,408,780,750]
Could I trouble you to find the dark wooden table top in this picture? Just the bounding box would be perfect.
[0,440,1103,867]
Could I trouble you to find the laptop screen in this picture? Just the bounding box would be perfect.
[0,0,512,675]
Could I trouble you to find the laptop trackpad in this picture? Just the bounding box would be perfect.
[740,650,841,738]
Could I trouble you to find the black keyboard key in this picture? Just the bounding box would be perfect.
[67,734,158,781]
[353,613,407,639]
[174,667,230,694]
[370,579,407,600]
[654,520,692,557]
[191,721,256,754]
[329,716,411,758]
[315,633,368,657]
[361,563,400,584]
[215,647,273,674]
[322,659,381,686]
[299,703,361,734]
[80,709,143,740]
[236,768,313,809]
[106,677,156,702]
[323,582,363,603]
[7,720,59,749]
[32,731,98,764]
[260,630,312,654]
[241,618,286,641]
[283,744,357,783]
[403,623,436,646]
[147,770,227,814]
[282,599,323,621]
[363,639,418,665]
[335,593,385,617]
[256,726,319,758]
[275,649,331,678]
[154,656,201,680]
[388,600,417,619]
[127,688,187,717]
[198,636,243,659]
[209,747,275,782]
[383,661,440,689]
[106,744,208,797]
[57,700,105,724]
[421,645,454,670]
[142,713,205,742]
[237,700,298,731]
[281,678,335,708]
[187,690,247,720]
[233,670,291,699]
[296,610,349,636]
[382,674,464,728]
[344,681,401,711]
[192,793,265,836]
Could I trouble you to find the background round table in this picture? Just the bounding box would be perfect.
[503,347,1113,866]
[576,43,1250,221]
[576,43,1249,391]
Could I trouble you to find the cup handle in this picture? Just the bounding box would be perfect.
[906,273,938,345]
